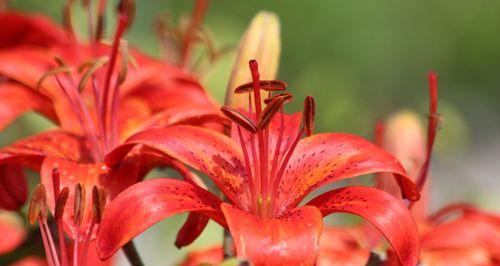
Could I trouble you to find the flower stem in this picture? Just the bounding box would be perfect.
[122,241,144,266]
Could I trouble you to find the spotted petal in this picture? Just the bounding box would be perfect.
[221,203,323,266]
[276,133,419,213]
[307,186,420,266]
[96,178,225,259]
[105,125,250,209]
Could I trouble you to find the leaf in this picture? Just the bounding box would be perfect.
[221,203,322,266]
[96,178,225,259]
[307,186,420,266]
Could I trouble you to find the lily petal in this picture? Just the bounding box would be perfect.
[421,212,500,257]
[221,203,322,266]
[0,12,67,49]
[276,133,419,213]
[105,125,250,209]
[0,130,88,170]
[96,178,224,259]
[0,165,27,211]
[175,213,210,249]
[0,82,57,131]
[307,186,420,266]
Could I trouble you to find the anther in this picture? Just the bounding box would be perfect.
[257,96,285,130]
[78,56,109,92]
[52,168,61,200]
[73,183,86,225]
[92,186,107,223]
[303,96,316,137]
[220,106,258,133]
[263,92,293,104]
[54,187,70,222]
[234,80,287,94]
[36,67,73,91]
[28,184,47,225]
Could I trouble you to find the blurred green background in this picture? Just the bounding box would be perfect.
[3,0,500,265]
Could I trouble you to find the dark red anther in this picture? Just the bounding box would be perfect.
[257,96,285,130]
[52,168,60,201]
[264,92,293,104]
[92,186,107,223]
[73,183,86,225]
[303,96,316,137]
[54,187,70,222]
[221,106,257,133]
[28,184,47,225]
[234,80,287,94]
[249,60,262,117]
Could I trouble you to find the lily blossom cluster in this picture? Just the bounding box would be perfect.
[0,1,498,266]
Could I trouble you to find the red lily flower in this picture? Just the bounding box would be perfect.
[97,60,420,265]
[0,2,222,265]
[177,246,224,266]
[318,72,500,265]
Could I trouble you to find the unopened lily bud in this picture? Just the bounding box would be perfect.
[225,11,281,109]
[28,184,47,225]
[73,182,86,225]
[384,111,425,178]
[303,96,315,137]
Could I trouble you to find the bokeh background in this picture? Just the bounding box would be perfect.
[2,0,500,265]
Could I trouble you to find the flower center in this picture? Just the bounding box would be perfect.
[221,60,315,218]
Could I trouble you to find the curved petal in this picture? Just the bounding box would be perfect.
[0,82,57,131]
[117,97,152,141]
[0,130,88,170]
[276,133,419,213]
[96,178,225,259]
[175,213,210,249]
[178,246,223,266]
[0,212,26,255]
[221,203,323,266]
[105,125,251,210]
[0,12,67,49]
[421,212,500,256]
[316,227,371,266]
[307,186,420,266]
[0,165,27,210]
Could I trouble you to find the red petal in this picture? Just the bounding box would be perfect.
[307,186,420,266]
[134,105,226,134]
[178,246,223,266]
[0,165,27,210]
[105,125,251,210]
[0,130,88,170]
[96,178,224,259]
[221,203,323,266]
[276,133,419,213]
[316,227,371,266]
[0,212,26,255]
[117,97,152,141]
[175,213,210,249]
[421,212,500,256]
[0,12,67,49]
[40,157,140,240]
[0,83,56,131]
